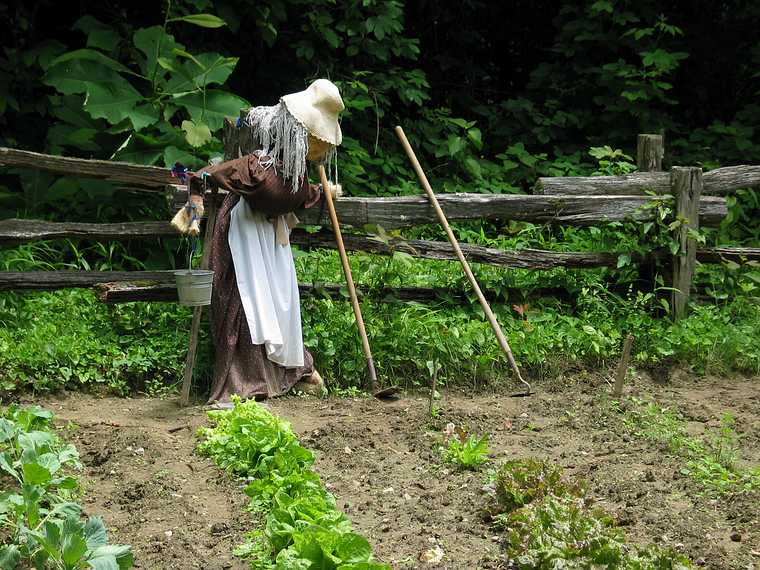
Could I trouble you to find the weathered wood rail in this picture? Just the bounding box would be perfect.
[0,147,174,189]
[173,188,728,228]
[536,165,760,196]
[2,219,758,270]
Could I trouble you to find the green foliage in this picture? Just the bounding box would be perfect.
[197,397,389,569]
[485,458,693,569]
[0,404,133,569]
[622,400,760,494]
[439,424,490,470]
[0,289,198,395]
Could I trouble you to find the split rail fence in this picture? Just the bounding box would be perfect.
[1,131,759,324]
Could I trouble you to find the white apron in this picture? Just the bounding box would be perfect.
[227,199,304,367]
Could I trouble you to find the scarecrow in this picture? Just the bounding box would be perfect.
[171,79,344,403]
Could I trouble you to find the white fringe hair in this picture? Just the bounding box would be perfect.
[245,102,337,194]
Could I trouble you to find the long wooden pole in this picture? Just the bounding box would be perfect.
[180,187,218,406]
[318,165,379,393]
[395,126,531,395]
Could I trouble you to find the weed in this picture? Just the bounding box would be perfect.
[622,400,760,494]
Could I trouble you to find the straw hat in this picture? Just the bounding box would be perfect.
[281,79,344,146]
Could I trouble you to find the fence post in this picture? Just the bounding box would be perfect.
[636,134,664,172]
[637,134,665,291]
[670,167,703,320]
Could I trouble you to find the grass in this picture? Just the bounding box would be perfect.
[620,399,760,495]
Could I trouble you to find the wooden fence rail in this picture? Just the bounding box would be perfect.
[0,147,174,189]
[536,165,760,196]
[173,188,728,228]
[2,219,759,270]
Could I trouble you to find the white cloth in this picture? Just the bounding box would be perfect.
[228,199,304,367]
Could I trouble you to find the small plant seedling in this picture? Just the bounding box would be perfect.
[440,424,490,470]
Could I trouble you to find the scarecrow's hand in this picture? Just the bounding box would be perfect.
[171,195,205,236]
[325,182,342,199]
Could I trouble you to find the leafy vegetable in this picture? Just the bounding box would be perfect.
[198,397,389,569]
[0,404,133,569]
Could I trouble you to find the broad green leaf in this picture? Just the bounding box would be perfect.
[84,516,108,548]
[170,14,227,28]
[22,462,51,485]
[182,120,212,147]
[88,546,134,570]
[49,49,135,76]
[165,53,238,93]
[133,26,184,78]
[173,89,249,130]
[0,451,20,479]
[127,103,161,131]
[164,146,205,169]
[335,533,372,563]
[43,60,126,96]
[61,517,88,566]
[0,545,20,569]
[73,15,121,52]
[84,82,143,126]
[47,125,101,152]
[0,418,14,442]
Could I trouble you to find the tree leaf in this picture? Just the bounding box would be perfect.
[43,60,126,96]
[170,14,227,28]
[133,26,184,78]
[173,89,249,130]
[127,103,161,131]
[182,120,212,147]
[84,82,144,126]
[73,15,121,52]
[165,53,238,93]
[49,49,135,76]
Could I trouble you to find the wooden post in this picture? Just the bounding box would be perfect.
[637,134,665,294]
[180,187,219,406]
[636,134,664,172]
[613,334,634,398]
[670,167,703,320]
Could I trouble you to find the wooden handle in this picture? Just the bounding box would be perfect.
[318,166,378,392]
[394,126,530,394]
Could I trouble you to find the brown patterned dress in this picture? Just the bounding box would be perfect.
[188,153,322,403]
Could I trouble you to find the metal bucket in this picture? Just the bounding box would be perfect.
[174,270,214,306]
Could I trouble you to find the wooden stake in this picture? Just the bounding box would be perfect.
[613,334,634,398]
[395,126,531,395]
[636,134,664,172]
[318,165,379,393]
[671,167,703,321]
[180,187,218,406]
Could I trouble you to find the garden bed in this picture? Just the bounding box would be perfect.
[34,369,760,569]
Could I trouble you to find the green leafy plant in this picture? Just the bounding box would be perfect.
[622,400,760,494]
[440,423,490,470]
[197,396,389,569]
[486,458,693,569]
[0,404,133,569]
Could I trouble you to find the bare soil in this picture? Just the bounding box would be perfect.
[35,370,759,569]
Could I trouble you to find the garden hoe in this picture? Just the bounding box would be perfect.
[394,126,533,397]
[318,165,399,399]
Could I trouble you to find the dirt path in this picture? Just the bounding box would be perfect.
[36,371,760,569]
[41,396,249,570]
